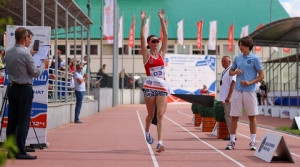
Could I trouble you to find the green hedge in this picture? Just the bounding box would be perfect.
[191,103,200,114]
[191,100,225,120]
[198,104,214,117]
[213,100,225,122]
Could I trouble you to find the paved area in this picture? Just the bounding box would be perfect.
[5,104,300,167]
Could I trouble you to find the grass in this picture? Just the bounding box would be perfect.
[276,126,300,135]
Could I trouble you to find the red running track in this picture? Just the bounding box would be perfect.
[5,104,300,167]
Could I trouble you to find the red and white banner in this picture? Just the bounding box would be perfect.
[118,16,123,48]
[283,48,291,53]
[228,24,234,52]
[240,25,249,38]
[208,20,217,50]
[196,20,203,50]
[255,24,263,52]
[160,19,168,42]
[128,15,135,48]
[103,0,114,43]
[177,19,184,45]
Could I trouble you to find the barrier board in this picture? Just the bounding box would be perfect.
[290,116,300,130]
[255,132,294,163]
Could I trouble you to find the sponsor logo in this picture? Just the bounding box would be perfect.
[258,137,267,153]
[146,80,152,85]
[282,110,289,116]
[10,32,14,36]
[149,59,153,64]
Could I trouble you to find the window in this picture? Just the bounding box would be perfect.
[177,45,190,54]
[85,45,98,55]
[223,44,235,56]
[207,45,220,55]
[192,45,205,55]
[131,45,141,55]
[70,45,81,55]
[58,45,66,54]
[119,45,129,55]
[167,45,174,53]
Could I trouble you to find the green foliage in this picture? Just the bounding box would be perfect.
[198,104,214,117]
[276,127,300,136]
[0,0,14,33]
[0,135,18,166]
[213,100,225,122]
[191,103,200,114]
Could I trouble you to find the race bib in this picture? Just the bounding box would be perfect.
[149,66,165,79]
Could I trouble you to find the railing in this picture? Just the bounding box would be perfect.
[48,68,75,103]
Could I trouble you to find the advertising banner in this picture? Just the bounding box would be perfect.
[1,25,50,146]
[165,54,216,103]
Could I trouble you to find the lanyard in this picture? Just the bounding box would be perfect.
[221,66,231,80]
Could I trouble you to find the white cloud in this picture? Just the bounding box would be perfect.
[279,0,300,17]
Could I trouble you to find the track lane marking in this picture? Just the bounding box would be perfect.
[136,110,159,167]
[176,110,300,158]
[164,114,245,167]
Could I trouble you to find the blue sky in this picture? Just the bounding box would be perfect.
[279,0,300,17]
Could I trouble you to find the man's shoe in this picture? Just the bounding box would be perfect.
[249,141,256,151]
[16,153,37,160]
[155,143,165,153]
[145,131,154,144]
[75,120,83,124]
[225,141,235,150]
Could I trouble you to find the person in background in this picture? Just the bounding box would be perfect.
[0,46,5,84]
[259,80,271,105]
[255,81,261,105]
[225,36,264,151]
[218,56,236,141]
[140,9,168,153]
[73,63,87,123]
[69,58,75,73]
[200,84,209,95]
[97,64,106,74]
[5,27,49,159]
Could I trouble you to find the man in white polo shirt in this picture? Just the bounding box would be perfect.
[219,56,236,140]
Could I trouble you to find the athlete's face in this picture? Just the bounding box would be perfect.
[148,37,159,50]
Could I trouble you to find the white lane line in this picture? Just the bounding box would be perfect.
[177,110,193,118]
[291,153,300,158]
[239,121,300,140]
[136,110,159,167]
[164,115,245,167]
[176,110,300,159]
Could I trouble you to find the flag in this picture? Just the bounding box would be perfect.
[118,16,123,48]
[177,19,184,45]
[283,48,291,53]
[208,20,217,50]
[144,17,150,40]
[240,25,249,38]
[103,0,114,43]
[255,24,263,51]
[160,19,168,42]
[128,15,135,48]
[196,20,203,50]
[228,24,234,52]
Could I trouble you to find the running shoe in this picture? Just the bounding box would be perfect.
[145,132,154,144]
[155,143,165,153]
[249,141,256,151]
[225,141,235,150]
